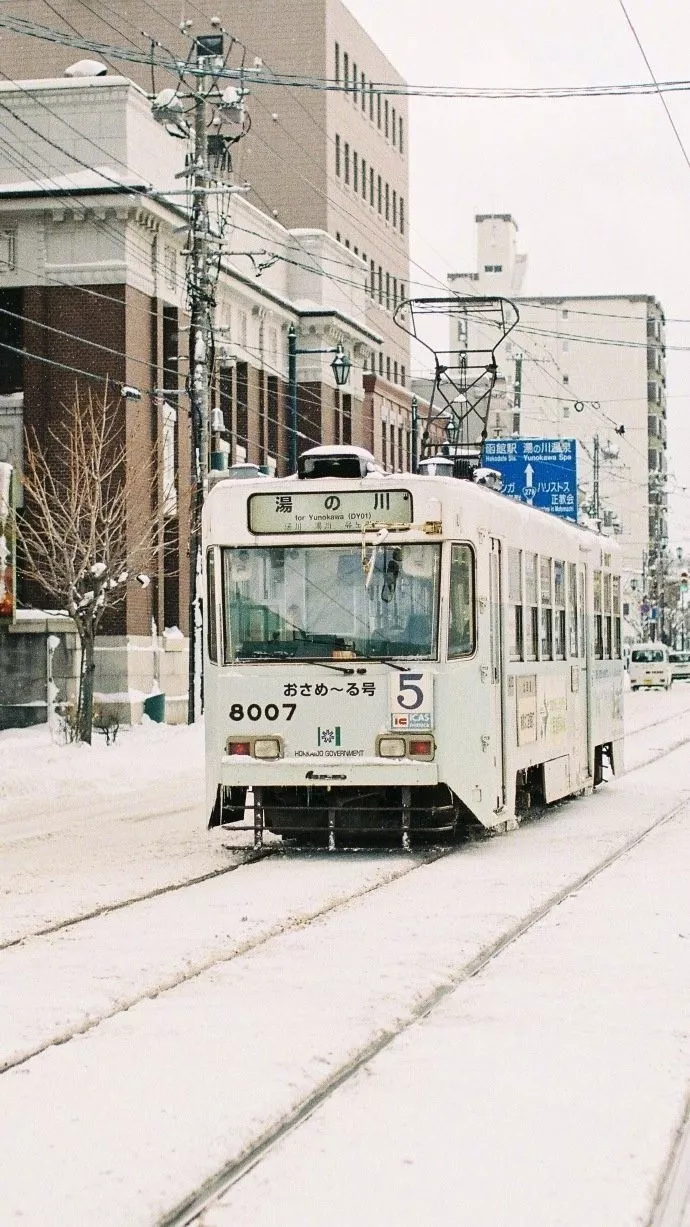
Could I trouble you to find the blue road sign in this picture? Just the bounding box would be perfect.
[481,438,578,521]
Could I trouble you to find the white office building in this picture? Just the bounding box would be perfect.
[449,215,667,614]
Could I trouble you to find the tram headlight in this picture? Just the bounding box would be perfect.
[252,736,282,759]
[377,736,407,758]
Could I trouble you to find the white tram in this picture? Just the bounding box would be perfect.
[204,446,624,847]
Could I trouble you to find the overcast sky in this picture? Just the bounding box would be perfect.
[343,0,690,544]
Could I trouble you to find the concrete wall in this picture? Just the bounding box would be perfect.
[0,618,189,731]
[0,615,79,730]
[93,630,189,726]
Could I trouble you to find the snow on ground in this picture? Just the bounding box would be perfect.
[0,718,225,943]
[203,800,690,1227]
[0,684,689,944]
[1,688,690,1225]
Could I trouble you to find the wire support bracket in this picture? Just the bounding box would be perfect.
[394,295,519,461]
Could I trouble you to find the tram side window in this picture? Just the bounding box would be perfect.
[593,570,604,659]
[448,544,475,658]
[568,562,578,657]
[206,549,218,664]
[603,572,613,658]
[524,551,539,659]
[613,575,622,657]
[540,556,553,659]
[578,569,586,657]
[507,547,523,660]
[554,559,566,659]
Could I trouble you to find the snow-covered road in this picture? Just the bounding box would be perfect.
[202,795,690,1227]
[1,689,690,1226]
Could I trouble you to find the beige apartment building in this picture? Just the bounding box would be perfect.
[0,0,412,462]
[449,215,668,612]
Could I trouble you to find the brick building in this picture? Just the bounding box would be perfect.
[0,73,380,727]
[0,0,414,469]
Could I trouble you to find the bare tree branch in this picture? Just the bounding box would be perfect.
[18,383,159,744]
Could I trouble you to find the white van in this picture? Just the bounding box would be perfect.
[669,650,690,682]
[629,644,672,691]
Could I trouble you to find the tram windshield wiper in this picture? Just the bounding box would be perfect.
[375,657,407,672]
[310,661,364,675]
[235,645,362,673]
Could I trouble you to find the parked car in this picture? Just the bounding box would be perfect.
[629,644,672,691]
[668,650,690,682]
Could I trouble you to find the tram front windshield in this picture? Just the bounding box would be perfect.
[222,543,440,662]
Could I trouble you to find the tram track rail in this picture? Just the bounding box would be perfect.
[3,709,689,1079]
[2,721,689,1222]
[1,718,674,960]
[158,791,690,1227]
[2,712,689,1070]
[3,699,685,958]
[648,1088,690,1227]
[623,721,690,770]
[626,700,690,740]
[0,845,451,1075]
[0,844,276,954]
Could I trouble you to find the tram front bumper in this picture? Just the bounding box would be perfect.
[221,754,439,788]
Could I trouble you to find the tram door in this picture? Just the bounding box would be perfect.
[573,562,591,782]
[489,539,506,811]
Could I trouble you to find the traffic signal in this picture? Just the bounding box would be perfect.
[681,570,689,594]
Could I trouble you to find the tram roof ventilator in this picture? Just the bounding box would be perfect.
[297,445,382,480]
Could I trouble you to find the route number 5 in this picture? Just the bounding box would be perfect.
[396,672,424,710]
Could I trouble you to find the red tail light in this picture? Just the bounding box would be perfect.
[227,740,251,756]
[408,737,434,759]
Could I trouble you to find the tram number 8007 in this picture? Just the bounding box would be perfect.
[229,703,297,722]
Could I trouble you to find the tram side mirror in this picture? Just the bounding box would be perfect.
[227,549,253,582]
[401,545,435,579]
[381,549,401,603]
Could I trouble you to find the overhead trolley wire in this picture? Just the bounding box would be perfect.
[3,14,690,101]
[0,9,677,507]
[616,0,690,175]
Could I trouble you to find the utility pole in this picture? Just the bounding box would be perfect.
[288,324,298,474]
[151,27,251,723]
[592,433,600,525]
[186,48,211,724]
[513,351,523,430]
[410,394,418,472]
[190,56,211,499]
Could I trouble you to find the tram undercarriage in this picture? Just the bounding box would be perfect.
[209,783,469,850]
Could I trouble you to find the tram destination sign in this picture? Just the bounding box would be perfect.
[248,489,413,534]
[480,438,578,521]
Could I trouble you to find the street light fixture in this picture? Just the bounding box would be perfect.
[330,344,351,387]
[287,324,352,472]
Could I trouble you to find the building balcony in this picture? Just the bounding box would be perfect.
[647,314,666,345]
[647,414,667,444]
[647,346,666,378]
